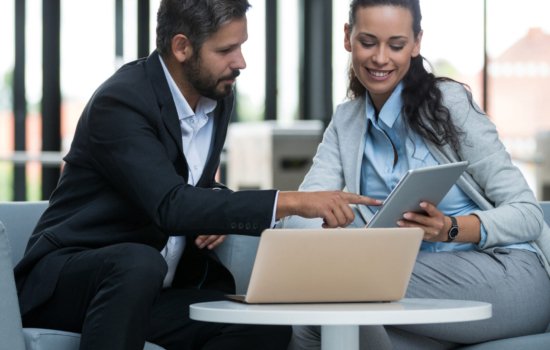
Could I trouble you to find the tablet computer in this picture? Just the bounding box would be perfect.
[366,161,469,228]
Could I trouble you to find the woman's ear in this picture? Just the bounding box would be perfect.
[171,34,193,63]
[412,30,423,58]
[344,23,352,53]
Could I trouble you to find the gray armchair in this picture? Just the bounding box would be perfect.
[458,201,550,349]
[2,201,550,349]
[0,220,25,350]
[0,201,165,350]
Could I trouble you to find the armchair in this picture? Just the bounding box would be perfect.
[0,201,164,350]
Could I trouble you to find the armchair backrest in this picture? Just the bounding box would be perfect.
[0,201,49,265]
[0,221,26,350]
[0,201,47,350]
[1,200,549,304]
[0,201,168,350]
[541,201,550,226]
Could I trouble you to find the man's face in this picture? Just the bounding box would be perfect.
[183,17,248,100]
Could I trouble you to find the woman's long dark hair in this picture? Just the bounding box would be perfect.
[347,0,464,152]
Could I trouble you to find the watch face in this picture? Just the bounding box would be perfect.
[448,227,459,240]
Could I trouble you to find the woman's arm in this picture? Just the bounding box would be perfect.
[439,82,544,246]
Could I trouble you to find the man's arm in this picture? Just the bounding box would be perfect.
[276,191,381,228]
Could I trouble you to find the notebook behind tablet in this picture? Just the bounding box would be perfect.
[226,227,423,304]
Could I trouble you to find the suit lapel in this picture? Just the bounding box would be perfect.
[145,51,235,187]
[344,98,373,223]
[197,94,234,186]
[145,51,184,155]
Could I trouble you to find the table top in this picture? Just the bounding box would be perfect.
[190,298,492,326]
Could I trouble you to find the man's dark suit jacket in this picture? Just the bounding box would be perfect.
[15,51,277,316]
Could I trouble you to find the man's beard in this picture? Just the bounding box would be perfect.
[185,56,240,100]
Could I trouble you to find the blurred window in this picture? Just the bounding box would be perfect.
[60,0,116,152]
[486,0,550,197]
[2,0,550,200]
[0,0,15,200]
[332,0,550,198]
[277,0,300,124]
[236,0,266,121]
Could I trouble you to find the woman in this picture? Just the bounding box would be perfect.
[284,0,550,348]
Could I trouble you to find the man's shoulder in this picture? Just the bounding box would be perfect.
[103,58,150,91]
[90,56,159,107]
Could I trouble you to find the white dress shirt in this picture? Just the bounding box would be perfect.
[159,56,217,288]
[158,56,279,288]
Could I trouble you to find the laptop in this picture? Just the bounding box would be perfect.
[226,227,423,304]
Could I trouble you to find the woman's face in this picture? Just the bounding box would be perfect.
[345,5,422,110]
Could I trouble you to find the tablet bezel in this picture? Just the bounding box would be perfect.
[366,161,469,228]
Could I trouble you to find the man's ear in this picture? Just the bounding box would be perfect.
[171,34,193,63]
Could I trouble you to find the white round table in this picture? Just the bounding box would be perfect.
[190,298,492,350]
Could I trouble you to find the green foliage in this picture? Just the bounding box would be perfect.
[0,164,42,201]
[0,163,13,200]
[0,68,14,111]
[432,59,460,79]
[236,93,265,122]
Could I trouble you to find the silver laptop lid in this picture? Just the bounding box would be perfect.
[241,227,423,304]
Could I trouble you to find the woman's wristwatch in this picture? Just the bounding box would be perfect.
[446,216,459,242]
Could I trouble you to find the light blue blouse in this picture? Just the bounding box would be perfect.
[360,83,534,252]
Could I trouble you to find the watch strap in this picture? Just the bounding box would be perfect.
[446,216,459,242]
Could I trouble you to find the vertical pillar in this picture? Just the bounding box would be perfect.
[265,0,277,120]
[14,0,27,200]
[115,0,124,65]
[482,0,488,113]
[299,0,332,126]
[42,0,61,199]
[137,0,150,58]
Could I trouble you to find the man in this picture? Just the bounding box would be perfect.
[14,1,378,349]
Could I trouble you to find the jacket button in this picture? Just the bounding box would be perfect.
[245,223,251,230]
[238,223,244,229]
[230,223,237,229]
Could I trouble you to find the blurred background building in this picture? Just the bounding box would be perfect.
[0,0,549,200]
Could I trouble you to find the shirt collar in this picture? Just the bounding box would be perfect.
[158,56,217,121]
[365,82,404,129]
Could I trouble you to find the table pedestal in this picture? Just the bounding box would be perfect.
[322,325,359,350]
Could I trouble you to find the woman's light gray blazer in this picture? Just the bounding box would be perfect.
[282,81,550,276]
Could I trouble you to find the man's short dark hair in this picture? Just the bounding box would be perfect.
[156,0,251,57]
